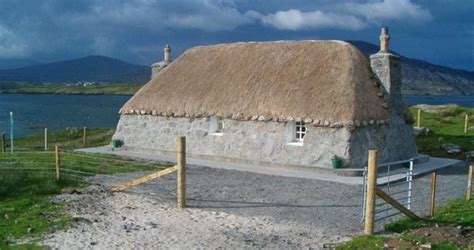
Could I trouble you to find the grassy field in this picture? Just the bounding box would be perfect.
[411,106,473,160]
[0,83,142,95]
[0,128,167,248]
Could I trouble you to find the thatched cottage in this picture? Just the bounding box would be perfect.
[113,28,417,169]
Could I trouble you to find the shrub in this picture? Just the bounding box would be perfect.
[112,139,124,148]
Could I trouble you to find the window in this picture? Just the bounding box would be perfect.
[208,116,224,136]
[285,121,306,146]
[294,121,306,142]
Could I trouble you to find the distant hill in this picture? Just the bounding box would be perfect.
[0,58,40,70]
[1,45,473,95]
[348,41,474,96]
[0,55,149,84]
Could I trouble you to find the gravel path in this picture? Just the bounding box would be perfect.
[42,163,470,249]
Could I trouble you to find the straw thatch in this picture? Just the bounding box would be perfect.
[121,40,390,125]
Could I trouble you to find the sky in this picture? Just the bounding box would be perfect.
[0,0,472,70]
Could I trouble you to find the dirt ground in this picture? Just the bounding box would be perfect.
[41,164,469,249]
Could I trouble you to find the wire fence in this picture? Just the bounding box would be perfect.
[0,149,169,194]
[361,153,473,233]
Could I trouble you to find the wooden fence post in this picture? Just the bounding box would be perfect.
[465,114,469,134]
[467,165,473,202]
[417,109,421,128]
[177,136,186,208]
[55,145,60,180]
[1,132,5,153]
[429,172,437,217]
[82,127,87,146]
[44,128,48,151]
[364,150,378,235]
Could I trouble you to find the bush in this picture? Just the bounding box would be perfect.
[112,139,124,148]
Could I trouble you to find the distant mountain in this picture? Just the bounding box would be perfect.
[0,55,149,83]
[1,45,473,95]
[348,40,474,95]
[0,58,40,70]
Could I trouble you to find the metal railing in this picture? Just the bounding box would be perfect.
[361,158,414,223]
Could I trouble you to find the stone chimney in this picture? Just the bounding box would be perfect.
[151,44,172,79]
[370,27,402,114]
[164,44,171,63]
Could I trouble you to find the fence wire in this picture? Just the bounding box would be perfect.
[0,149,168,188]
[361,159,472,225]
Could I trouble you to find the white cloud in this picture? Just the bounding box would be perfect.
[250,9,367,31]
[168,3,253,31]
[0,26,29,59]
[64,0,253,32]
[345,0,433,22]
[249,0,432,31]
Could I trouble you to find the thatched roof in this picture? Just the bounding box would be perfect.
[121,40,391,127]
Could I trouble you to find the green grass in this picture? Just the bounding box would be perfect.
[0,83,142,95]
[0,196,70,248]
[15,128,114,151]
[386,198,474,233]
[0,129,169,247]
[336,235,387,250]
[338,198,474,249]
[412,106,474,160]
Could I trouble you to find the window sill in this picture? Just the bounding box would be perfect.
[208,132,223,137]
[286,142,304,147]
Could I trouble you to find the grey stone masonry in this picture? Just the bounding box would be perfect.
[113,114,417,170]
[113,115,352,169]
[370,53,403,115]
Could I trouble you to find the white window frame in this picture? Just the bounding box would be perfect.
[208,116,224,136]
[294,121,306,142]
[286,121,306,146]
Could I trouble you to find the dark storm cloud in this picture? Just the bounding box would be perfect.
[0,0,471,70]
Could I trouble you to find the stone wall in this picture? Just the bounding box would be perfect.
[348,111,417,168]
[113,115,352,169]
[113,114,417,169]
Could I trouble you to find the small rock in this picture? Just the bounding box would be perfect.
[413,127,427,137]
[420,243,432,249]
[441,143,461,154]
[464,151,474,159]
[90,242,97,246]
